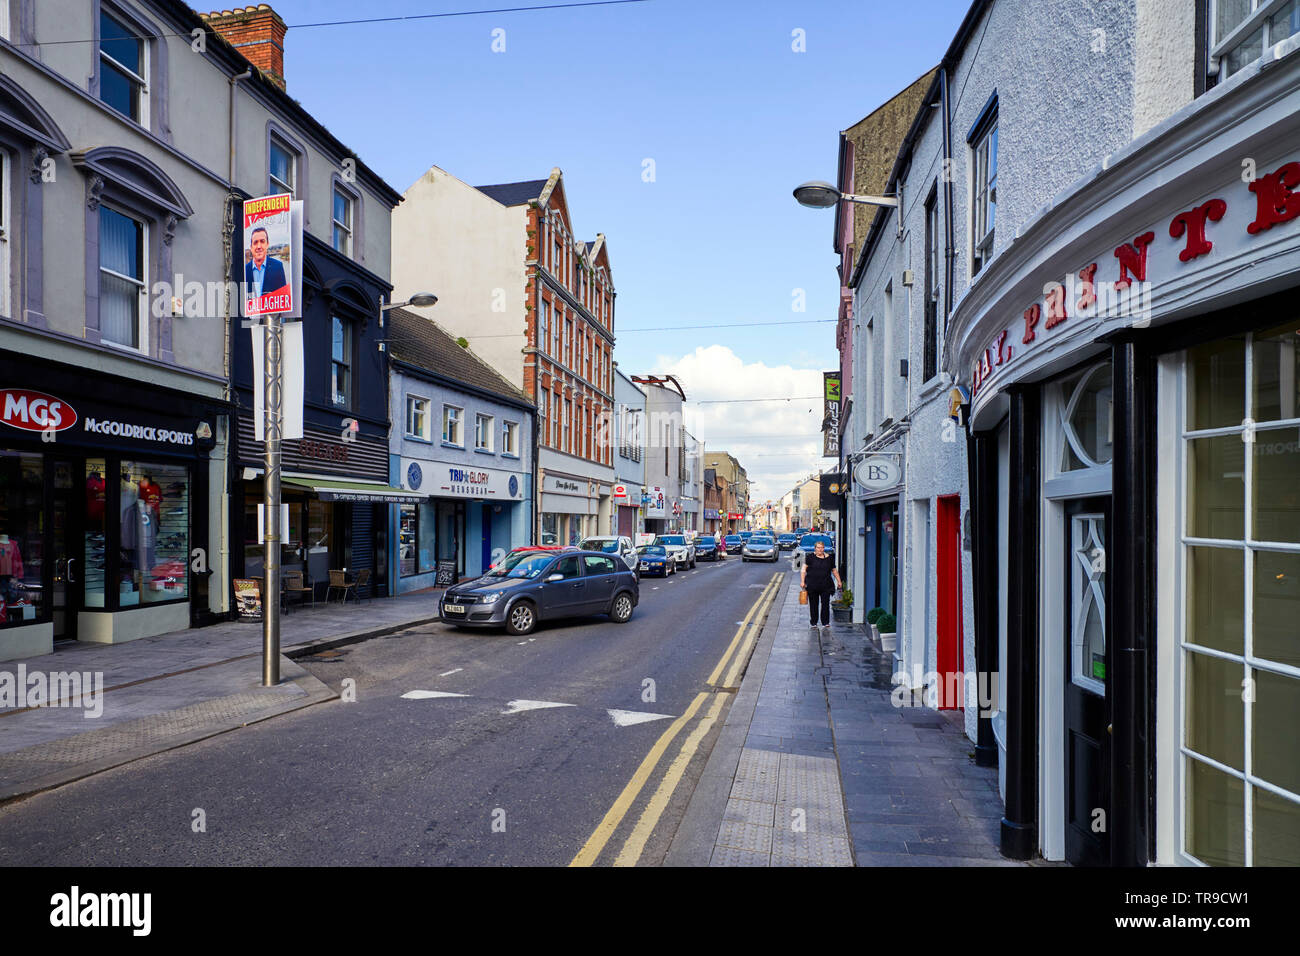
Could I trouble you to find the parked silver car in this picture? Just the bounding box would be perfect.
[579,535,639,571]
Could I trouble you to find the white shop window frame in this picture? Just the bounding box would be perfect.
[1155,343,1300,868]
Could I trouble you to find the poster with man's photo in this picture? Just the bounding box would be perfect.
[243,194,294,317]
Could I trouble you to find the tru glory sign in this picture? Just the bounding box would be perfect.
[971,158,1300,396]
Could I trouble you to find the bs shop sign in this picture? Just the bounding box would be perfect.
[854,456,901,492]
[1,389,78,433]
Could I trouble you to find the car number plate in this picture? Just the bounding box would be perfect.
[444,604,465,614]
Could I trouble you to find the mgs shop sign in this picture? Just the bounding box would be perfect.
[1,389,77,433]
[2,388,206,449]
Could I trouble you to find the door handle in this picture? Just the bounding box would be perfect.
[67,558,77,584]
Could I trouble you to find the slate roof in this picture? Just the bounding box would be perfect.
[474,179,548,207]
[387,308,533,409]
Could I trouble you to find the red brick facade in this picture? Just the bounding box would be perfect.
[522,178,615,470]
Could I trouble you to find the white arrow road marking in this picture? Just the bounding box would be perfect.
[438,668,463,677]
[402,690,470,700]
[607,709,675,727]
[501,699,576,715]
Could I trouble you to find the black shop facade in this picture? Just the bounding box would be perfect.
[230,235,408,603]
[0,353,224,660]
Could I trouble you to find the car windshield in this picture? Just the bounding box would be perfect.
[698,536,716,546]
[750,536,773,545]
[638,545,666,555]
[725,535,740,543]
[780,533,796,540]
[487,553,553,579]
[655,535,686,546]
[581,540,620,554]
[801,535,833,549]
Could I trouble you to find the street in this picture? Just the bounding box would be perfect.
[0,558,782,866]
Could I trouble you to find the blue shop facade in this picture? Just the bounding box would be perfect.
[387,311,534,592]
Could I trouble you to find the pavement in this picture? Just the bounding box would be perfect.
[0,588,444,805]
[668,572,1026,867]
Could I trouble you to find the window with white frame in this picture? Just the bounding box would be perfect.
[442,404,462,445]
[970,109,998,276]
[1211,0,1300,82]
[1177,323,1300,866]
[99,9,148,124]
[331,186,352,255]
[475,413,494,452]
[405,395,430,440]
[563,398,571,454]
[269,136,296,196]
[503,420,519,456]
[924,185,940,382]
[331,316,353,407]
[98,205,147,350]
[551,392,559,447]
[539,298,550,354]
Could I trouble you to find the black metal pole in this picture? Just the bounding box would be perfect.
[1001,385,1039,860]
[1110,336,1151,866]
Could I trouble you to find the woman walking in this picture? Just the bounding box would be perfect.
[800,539,841,628]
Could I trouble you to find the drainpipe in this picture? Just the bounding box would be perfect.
[940,67,955,324]
[219,68,252,618]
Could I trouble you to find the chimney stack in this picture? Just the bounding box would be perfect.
[201,5,288,90]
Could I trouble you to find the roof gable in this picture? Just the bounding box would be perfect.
[388,308,532,408]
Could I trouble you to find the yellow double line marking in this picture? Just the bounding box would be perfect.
[569,572,784,867]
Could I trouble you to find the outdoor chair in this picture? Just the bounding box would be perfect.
[283,570,314,612]
[353,568,372,604]
[326,569,357,605]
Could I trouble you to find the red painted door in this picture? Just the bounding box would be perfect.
[936,495,964,710]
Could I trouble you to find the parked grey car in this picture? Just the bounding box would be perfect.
[439,549,639,635]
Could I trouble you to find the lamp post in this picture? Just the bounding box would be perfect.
[792,180,898,209]
[260,291,437,688]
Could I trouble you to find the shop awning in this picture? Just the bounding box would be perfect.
[280,477,424,503]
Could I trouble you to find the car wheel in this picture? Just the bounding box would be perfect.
[506,601,537,636]
[610,592,634,623]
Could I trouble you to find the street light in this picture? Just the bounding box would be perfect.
[382,292,439,311]
[792,180,898,209]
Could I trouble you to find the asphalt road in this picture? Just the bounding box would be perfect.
[0,553,789,866]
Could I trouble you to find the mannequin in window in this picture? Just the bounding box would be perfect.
[138,473,161,521]
[86,471,105,522]
[0,533,22,613]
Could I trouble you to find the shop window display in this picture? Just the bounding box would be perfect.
[119,461,188,605]
[0,451,43,626]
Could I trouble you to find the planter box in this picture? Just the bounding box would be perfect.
[831,606,851,623]
[879,631,897,654]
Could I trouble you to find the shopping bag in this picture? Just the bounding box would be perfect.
[798,588,808,606]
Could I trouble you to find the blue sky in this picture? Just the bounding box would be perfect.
[268,0,969,499]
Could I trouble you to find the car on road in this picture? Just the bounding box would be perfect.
[636,543,674,576]
[742,534,779,562]
[653,534,696,570]
[796,533,835,559]
[694,535,724,561]
[777,532,799,551]
[723,534,743,554]
[579,535,639,571]
[738,530,754,544]
[440,548,639,635]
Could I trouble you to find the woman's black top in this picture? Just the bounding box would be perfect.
[804,553,836,591]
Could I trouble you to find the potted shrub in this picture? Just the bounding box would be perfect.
[865,606,886,642]
[876,611,897,654]
[831,588,853,623]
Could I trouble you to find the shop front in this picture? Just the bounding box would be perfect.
[954,61,1300,866]
[392,457,528,590]
[0,356,223,659]
[236,419,407,603]
[539,472,608,546]
[613,483,641,538]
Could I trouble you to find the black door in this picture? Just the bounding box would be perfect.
[1063,496,1111,865]
[50,458,84,642]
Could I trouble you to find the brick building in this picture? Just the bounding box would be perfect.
[392,166,616,545]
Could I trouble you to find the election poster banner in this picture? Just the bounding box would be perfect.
[242,194,294,317]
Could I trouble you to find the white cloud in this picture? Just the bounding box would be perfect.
[648,344,833,505]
